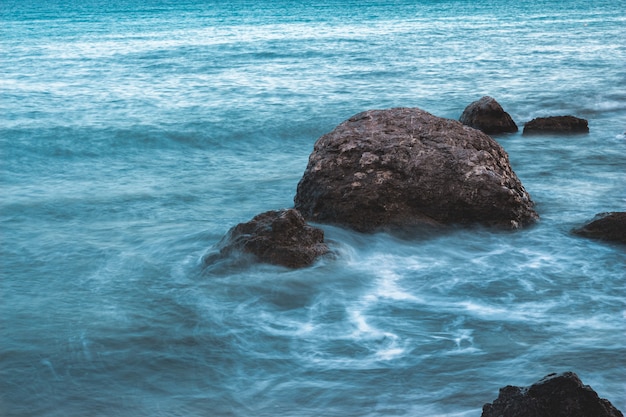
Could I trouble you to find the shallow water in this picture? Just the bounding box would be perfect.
[1,1,625,416]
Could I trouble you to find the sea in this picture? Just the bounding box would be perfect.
[1,0,625,416]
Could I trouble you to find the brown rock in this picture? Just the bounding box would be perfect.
[459,96,518,134]
[573,212,626,244]
[523,115,589,135]
[294,107,538,232]
[204,209,329,268]
[482,372,623,417]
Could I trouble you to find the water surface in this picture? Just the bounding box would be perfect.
[1,1,625,416]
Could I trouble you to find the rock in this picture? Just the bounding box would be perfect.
[523,115,589,135]
[204,209,329,268]
[482,372,623,417]
[459,96,518,134]
[294,107,538,232]
[573,212,626,244]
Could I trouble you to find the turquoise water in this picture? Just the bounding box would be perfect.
[1,1,625,416]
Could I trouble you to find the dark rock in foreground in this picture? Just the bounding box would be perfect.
[573,212,626,244]
[482,372,623,417]
[523,115,589,135]
[294,107,538,232]
[204,209,329,268]
[459,96,518,134]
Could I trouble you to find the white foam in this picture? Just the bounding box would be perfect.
[374,269,422,302]
[456,300,553,322]
[355,252,426,303]
[346,305,407,361]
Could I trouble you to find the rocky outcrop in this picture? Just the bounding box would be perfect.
[523,115,589,135]
[573,212,626,244]
[482,372,623,417]
[294,107,538,233]
[203,209,329,268]
[459,96,518,134]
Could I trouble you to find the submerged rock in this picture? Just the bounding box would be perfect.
[482,372,623,417]
[459,96,518,134]
[523,115,589,135]
[204,209,329,268]
[294,107,538,232]
[573,212,626,244]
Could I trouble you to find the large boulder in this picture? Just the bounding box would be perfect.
[203,209,329,268]
[459,96,518,134]
[523,115,589,135]
[482,372,623,417]
[294,107,538,232]
[573,212,626,244]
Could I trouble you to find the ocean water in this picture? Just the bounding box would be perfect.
[1,0,625,416]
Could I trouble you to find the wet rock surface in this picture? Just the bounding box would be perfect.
[523,115,589,135]
[204,209,329,268]
[482,372,624,417]
[294,107,538,232]
[573,212,626,244]
[459,96,518,134]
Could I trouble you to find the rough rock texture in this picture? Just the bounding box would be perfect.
[482,372,623,417]
[204,209,329,268]
[523,115,589,135]
[459,96,518,134]
[573,212,626,244]
[294,107,538,232]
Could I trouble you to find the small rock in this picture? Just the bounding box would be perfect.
[573,212,626,244]
[523,115,589,135]
[459,96,518,134]
[204,209,329,268]
[482,372,623,417]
